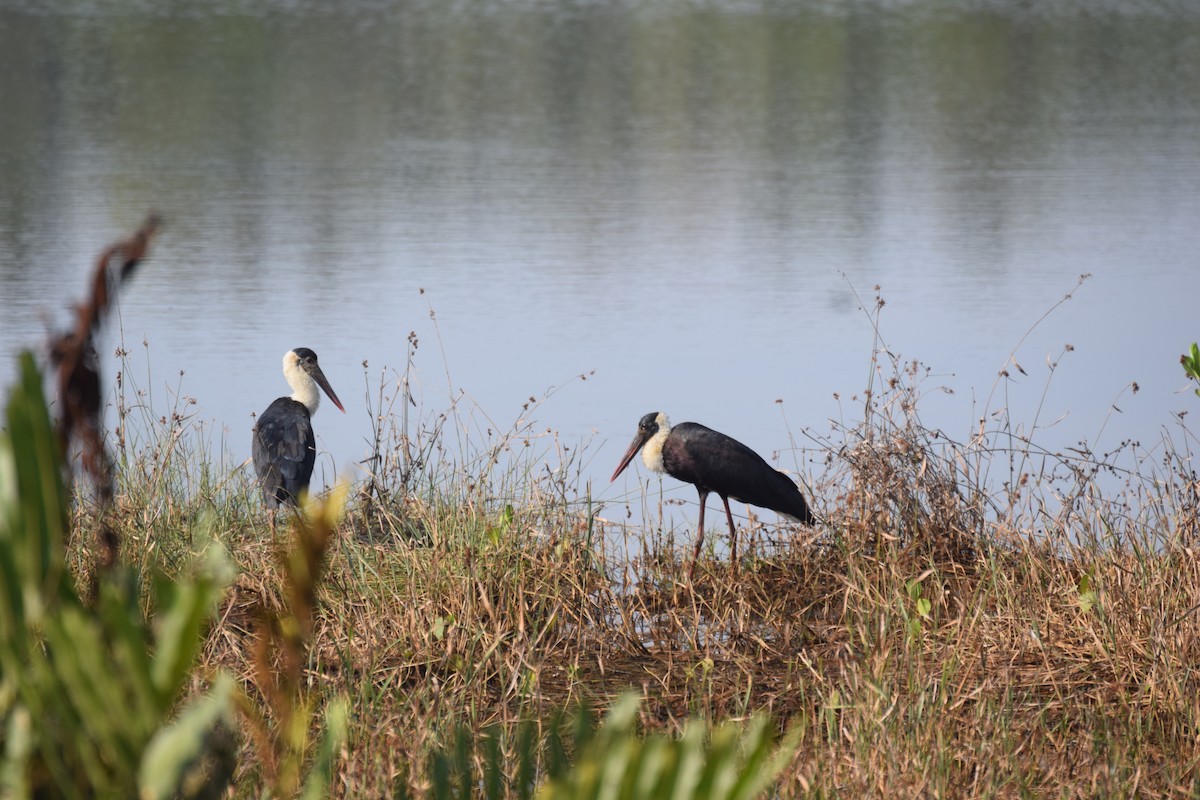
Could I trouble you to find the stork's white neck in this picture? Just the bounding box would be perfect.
[283,352,320,415]
[642,413,671,473]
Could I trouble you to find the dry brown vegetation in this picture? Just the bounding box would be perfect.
[65,322,1200,799]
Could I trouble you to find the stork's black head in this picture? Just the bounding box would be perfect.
[291,348,327,382]
[637,411,661,435]
[611,411,667,482]
[292,347,319,364]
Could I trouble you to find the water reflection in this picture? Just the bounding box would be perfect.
[1,1,1197,524]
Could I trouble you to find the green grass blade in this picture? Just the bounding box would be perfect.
[139,673,237,800]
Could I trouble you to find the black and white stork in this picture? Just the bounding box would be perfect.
[252,347,344,510]
[611,411,815,578]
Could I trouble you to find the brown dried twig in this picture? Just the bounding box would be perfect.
[49,213,161,569]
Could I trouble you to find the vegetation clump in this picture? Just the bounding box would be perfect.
[65,332,1200,797]
[4,223,1199,797]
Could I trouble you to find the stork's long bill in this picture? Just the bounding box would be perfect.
[310,366,345,414]
[610,429,651,482]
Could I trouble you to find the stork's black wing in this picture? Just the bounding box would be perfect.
[663,422,814,523]
[252,397,316,507]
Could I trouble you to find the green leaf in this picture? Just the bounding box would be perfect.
[486,504,516,547]
[1078,571,1097,614]
[533,693,800,800]
[729,716,801,800]
[138,674,237,800]
[2,705,33,799]
[1184,343,1200,381]
[151,541,235,700]
[916,597,932,619]
[2,353,72,626]
[299,697,349,800]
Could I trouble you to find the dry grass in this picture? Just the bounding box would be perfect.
[65,328,1200,798]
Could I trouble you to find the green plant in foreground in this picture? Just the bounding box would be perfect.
[0,352,231,796]
[406,712,580,800]
[904,578,932,642]
[0,351,349,798]
[1182,343,1200,397]
[410,693,799,800]
[538,693,799,800]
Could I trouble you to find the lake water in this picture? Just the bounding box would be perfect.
[2,0,1198,528]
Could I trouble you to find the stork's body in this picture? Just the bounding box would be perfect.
[252,348,344,509]
[611,412,815,578]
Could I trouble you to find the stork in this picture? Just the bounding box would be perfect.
[611,411,815,579]
[252,348,344,513]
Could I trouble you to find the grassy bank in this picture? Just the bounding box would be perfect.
[49,335,1199,798]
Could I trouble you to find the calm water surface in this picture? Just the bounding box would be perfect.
[1,0,1198,528]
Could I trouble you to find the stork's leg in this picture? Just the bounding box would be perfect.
[689,489,709,580]
[720,494,738,577]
